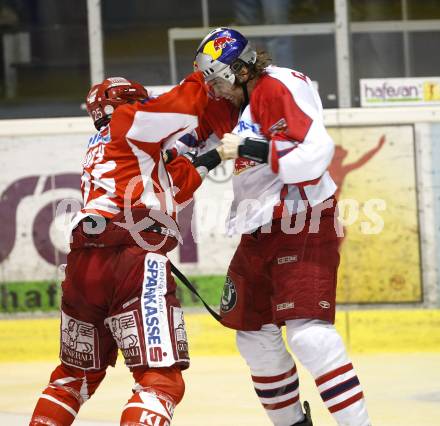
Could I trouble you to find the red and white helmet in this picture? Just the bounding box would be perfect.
[86,77,148,129]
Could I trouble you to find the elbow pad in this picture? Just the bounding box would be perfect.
[238,137,269,163]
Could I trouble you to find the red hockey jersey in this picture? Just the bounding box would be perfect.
[72,72,209,229]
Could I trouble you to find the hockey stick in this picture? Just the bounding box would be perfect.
[170,262,222,322]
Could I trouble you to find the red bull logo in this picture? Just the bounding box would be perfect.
[203,36,236,60]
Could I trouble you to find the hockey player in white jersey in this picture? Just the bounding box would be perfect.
[194,28,371,426]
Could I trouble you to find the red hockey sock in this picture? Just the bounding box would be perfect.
[30,387,79,426]
[120,389,175,426]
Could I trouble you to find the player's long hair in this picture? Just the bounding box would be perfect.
[234,50,272,84]
[254,50,272,76]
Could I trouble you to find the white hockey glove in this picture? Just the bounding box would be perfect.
[217,133,242,160]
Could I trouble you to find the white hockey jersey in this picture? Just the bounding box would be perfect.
[226,66,337,235]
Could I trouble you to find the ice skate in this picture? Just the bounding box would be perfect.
[292,401,313,426]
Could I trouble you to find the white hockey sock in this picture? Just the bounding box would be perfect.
[237,325,304,425]
[286,319,371,426]
[315,362,369,425]
[251,365,305,426]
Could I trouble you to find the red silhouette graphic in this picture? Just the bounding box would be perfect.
[330,135,386,199]
[329,135,386,249]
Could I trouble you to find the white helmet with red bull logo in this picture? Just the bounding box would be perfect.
[194,27,256,84]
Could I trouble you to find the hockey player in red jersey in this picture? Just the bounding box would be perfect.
[29,74,237,426]
[194,28,371,426]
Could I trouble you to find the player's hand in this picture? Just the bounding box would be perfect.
[217,133,241,160]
